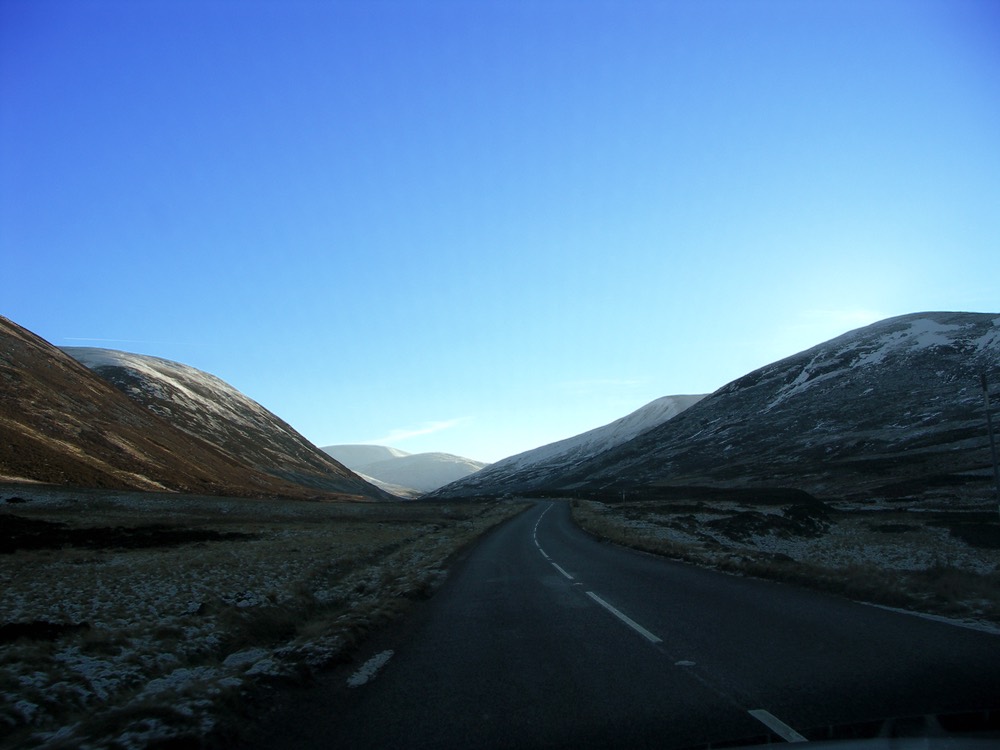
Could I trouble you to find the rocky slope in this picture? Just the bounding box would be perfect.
[429,394,705,498]
[64,348,386,500]
[323,444,487,496]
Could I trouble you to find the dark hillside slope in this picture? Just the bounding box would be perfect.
[519,312,1000,503]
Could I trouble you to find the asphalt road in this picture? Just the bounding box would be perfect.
[247,500,1000,749]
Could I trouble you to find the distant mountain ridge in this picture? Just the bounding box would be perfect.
[439,311,1000,503]
[428,394,706,498]
[66,348,385,499]
[323,445,409,468]
[9,311,997,505]
[1,315,382,499]
[323,444,488,496]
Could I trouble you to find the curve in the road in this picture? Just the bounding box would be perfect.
[247,500,1000,749]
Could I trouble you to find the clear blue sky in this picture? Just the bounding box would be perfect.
[3,1,998,462]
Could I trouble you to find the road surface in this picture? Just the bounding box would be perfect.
[248,500,1000,748]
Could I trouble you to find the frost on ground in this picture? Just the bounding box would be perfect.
[571,495,1000,628]
[0,486,525,749]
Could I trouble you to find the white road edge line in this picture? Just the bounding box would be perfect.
[551,562,574,580]
[748,709,808,742]
[585,591,662,644]
[860,602,1000,636]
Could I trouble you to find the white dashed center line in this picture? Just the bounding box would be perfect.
[748,709,808,742]
[550,562,574,580]
[534,504,660,644]
[533,503,814,742]
[585,591,663,644]
[347,650,394,688]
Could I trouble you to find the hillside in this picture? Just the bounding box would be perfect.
[323,445,488,496]
[429,394,705,498]
[322,444,410,468]
[538,312,1000,503]
[0,316,368,498]
[66,348,384,499]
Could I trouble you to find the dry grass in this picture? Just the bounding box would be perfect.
[0,486,527,749]
[570,497,1000,627]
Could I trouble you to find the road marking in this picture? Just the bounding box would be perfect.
[585,591,662,644]
[861,602,1000,636]
[532,502,554,546]
[534,503,555,561]
[675,660,696,667]
[551,562,574,580]
[346,650,394,688]
[748,709,807,742]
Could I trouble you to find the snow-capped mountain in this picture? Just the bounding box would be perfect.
[322,445,488,496]
[429,394,706,498]
[322,445,410,469]
[503,312,1000,503]
[64,348,388,500]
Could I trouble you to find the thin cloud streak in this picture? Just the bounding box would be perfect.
[365,418,467,445]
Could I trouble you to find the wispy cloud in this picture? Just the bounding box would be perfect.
[365,418,466,445]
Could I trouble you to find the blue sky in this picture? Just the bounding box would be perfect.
[3,0,998,463]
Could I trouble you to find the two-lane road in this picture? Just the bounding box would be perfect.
[250,500,1000,748]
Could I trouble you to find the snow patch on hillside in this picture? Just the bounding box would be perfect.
[64,348,279,438]
[764,316,997,413]
[431,394,706,496]
[488,394,705,473]
[323,445,411,467]
[324,445,487,495]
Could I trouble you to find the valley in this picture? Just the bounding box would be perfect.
[321,444,488,497]
[3,310,999,747]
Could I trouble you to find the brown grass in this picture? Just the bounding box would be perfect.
[0,488,528,749]
[570,498,1000,626]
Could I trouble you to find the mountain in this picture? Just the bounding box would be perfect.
[323,444,410,468]
[323,444,488,496]
[0,315,379,499]
[64,347,387,500]
[458,312,1000,503]
[428,394,706,498]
